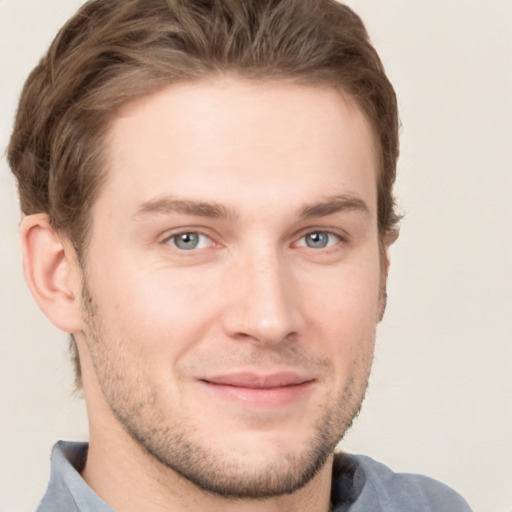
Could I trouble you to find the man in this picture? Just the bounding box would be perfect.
[7,0,472,510]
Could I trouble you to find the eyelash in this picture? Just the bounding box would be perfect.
[163,231,214,251]
[162,228,346,253]
[294,231,343,250]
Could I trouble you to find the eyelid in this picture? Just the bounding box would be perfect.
[171,233,211,250]
[292,227,349,246]
[296,231,341,248]
[160,227,218,249]
[158,226,349,251]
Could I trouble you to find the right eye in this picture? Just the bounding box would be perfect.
[165,232,213,251]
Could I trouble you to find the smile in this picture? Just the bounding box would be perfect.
[199,372,316,407]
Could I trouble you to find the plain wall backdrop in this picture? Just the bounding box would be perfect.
[1,1,511,511]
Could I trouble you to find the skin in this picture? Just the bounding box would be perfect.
[22,77,387,512]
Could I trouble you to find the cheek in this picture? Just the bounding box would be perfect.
[304,259,382,322]
[301,260,381,357]
[87,258,223,364]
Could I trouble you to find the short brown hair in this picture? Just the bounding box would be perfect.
[8,0,400,386]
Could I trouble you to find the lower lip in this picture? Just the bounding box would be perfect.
[200,381,314,407]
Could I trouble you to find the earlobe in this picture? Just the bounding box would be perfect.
[20,213,83,333]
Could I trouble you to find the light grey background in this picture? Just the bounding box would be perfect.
[1,1,511,511]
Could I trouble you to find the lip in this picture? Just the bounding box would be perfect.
[199,371,315,407]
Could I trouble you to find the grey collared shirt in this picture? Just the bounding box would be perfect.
[37,441,472,511]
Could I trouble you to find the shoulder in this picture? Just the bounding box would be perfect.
[332,453,473,511]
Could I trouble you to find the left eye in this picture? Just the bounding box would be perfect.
[166,232,212,251]
[298,231,340,249]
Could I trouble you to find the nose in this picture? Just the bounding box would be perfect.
[221,245,304,346]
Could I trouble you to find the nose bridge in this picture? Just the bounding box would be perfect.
[222,241,301,344]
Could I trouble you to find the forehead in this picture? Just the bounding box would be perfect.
[97,77,379,219]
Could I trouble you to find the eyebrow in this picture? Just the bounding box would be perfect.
[299,194,370,219]
[133,193,370,221]
[133,197,236,220]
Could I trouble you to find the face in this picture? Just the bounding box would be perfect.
[76,77,384,498]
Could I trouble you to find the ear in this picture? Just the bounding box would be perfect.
[377,240,393,322]
[20,213,83,333]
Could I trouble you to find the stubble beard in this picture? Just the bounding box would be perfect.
[80,280,374,499]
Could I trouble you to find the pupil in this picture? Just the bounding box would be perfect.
[307,232,327,248]
[177,233,198,249]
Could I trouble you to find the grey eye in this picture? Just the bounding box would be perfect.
[172,232,201,250]
[304,231,339,249]
[305,232,330,249]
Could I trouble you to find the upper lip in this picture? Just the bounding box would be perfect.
[200,372,315,389]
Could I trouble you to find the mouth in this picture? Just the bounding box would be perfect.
[199,372,315,407]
